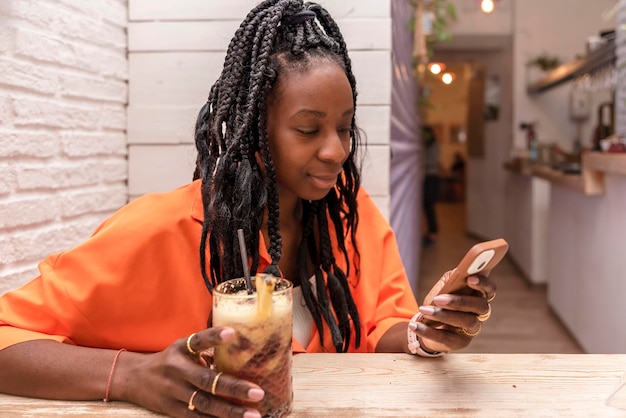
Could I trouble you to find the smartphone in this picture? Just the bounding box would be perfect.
[422,238,509,306]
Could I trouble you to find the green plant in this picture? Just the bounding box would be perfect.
[409,0,457,59]
[527,54,561,71]
[408,0,457,109]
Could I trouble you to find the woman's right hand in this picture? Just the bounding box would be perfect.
[123,327,264,418]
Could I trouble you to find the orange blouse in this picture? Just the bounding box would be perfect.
[0,180,418,353]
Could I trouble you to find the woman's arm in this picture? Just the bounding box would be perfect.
[0,329,265,418]
[0,340,127,400]
[375,322,410,353]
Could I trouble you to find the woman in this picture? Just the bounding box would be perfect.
[0,1,496,417]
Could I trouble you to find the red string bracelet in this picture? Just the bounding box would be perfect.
[103,348,126,403]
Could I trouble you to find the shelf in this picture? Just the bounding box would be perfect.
[582,151,626,176]
[505,152,626,195]
[532,165,594,195]
[527,39,616,95]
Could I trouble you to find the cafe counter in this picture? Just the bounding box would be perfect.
[504,152,626,353]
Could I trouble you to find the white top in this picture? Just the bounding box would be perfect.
[292,277,315,349]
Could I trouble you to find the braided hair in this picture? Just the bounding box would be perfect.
[193,0,362,352]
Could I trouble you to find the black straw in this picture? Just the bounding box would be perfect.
[237,229,253,294]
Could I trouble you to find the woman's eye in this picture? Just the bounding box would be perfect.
[296,129,318,135]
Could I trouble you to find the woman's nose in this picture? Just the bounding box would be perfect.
[318,131,349,163]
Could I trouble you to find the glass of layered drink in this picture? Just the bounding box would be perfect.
[212,274,293,418]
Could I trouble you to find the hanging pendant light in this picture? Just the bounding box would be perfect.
[481,0,495,14]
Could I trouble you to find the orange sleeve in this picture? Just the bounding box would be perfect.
[350,189,418,352]
[0,183,211,352]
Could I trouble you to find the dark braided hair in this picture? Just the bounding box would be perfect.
[193,0,363,352]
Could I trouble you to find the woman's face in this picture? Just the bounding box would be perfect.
[266,60,354,202]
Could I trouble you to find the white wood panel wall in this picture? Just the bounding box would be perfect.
[127,0,392,218]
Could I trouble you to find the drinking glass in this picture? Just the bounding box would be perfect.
[212,275,293,417]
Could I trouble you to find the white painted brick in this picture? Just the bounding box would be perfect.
[11,0,126,49]
[359,144,390,196]
[0,1,11,17]
[61,185,127,217]
[127,105,198,144]
[59,73,127,103]
[0,57,59,95]
[61,132,126,157]
[0,26,16,53]
[0,267,39,295]
[0,196,60,228]
[17,164,101,190]
[0,130,59,158]
[53,0,128,28]
[129,0,390,20]
[0,220,103,265]
[12,97,101,129]
[0,0,129,290]
[0,96,13,124]
[98,105,127,130]
[100,160,128,183]
[128,144,196,195]
[14,28,125,78]
[0,167,17,195]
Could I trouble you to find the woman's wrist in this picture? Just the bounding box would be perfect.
[407,313,445,357]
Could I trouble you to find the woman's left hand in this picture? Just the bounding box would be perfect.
[409,274,496,354]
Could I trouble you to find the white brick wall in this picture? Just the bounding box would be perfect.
[0,0,128,294]
[127,0,392,217]
[617,0,626,137]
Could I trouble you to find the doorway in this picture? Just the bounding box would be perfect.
[422,35,513,248]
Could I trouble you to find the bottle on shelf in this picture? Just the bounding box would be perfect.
[520,122,538,162]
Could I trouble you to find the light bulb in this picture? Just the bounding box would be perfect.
[430,63,442,75]
[481,0,495,14]
[442,73,454,85]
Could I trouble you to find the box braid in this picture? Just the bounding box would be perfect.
[193,0,363,351]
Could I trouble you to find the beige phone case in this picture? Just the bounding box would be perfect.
[422,238,509,306]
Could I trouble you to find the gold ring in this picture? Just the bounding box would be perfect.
[186,333,198,356]
[477,304,491,322]
[187,390,198,411]
[487,292,496,302]
[460,322,482,337]
[211,372,223,396]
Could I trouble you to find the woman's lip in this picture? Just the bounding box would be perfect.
[309,174,339,189]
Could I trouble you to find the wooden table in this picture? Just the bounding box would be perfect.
[1,354,625,416]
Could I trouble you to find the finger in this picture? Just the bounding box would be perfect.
[431,293,489,316]
[466,275,497,300]
[183,327,235,356]
[418,305,480,331]
[191,368,264,405]
[409,321,471,352]
[186,389,261,418]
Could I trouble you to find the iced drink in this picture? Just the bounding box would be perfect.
[212,274,293,417]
